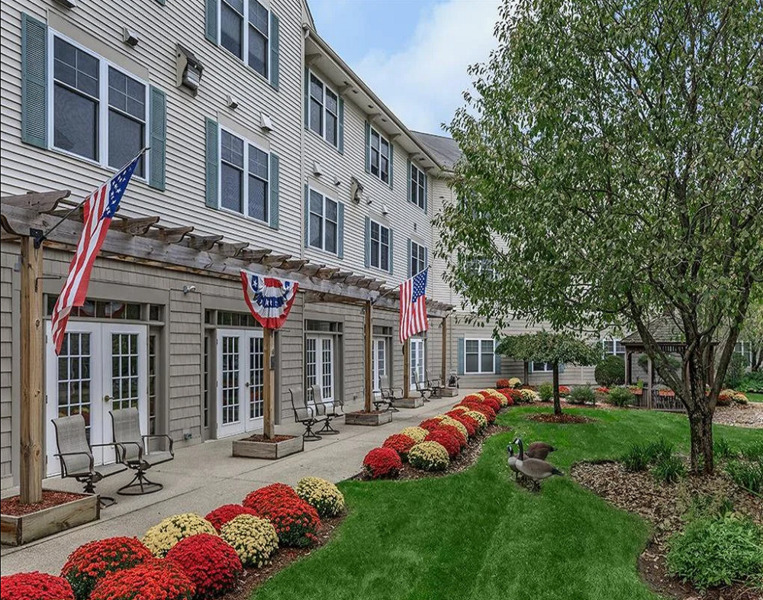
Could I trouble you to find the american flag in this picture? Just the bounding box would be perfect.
[50,153,142,354]
[399,268,429,343]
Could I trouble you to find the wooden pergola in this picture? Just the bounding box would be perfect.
[1,190,453,503]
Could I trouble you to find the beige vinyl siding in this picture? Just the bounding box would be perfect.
[429,175,458,305]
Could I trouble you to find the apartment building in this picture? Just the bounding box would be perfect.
[0,0,602,489]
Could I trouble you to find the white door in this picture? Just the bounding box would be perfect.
[372,337,387,391]
[46,322,148,476]
[306,335,334,404]
[216,329,264,438]
[410,337,425,390]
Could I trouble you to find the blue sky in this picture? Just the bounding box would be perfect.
[307,0,501,135]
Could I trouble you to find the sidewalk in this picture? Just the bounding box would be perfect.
[0,392,467,575]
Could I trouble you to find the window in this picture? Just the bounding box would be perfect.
[532,362,553,372]
[465,339,495,374]
[410,240,427,277]
[735,341,753,365]
[220,0,269,78]
[148,333,158,435]
[308,73,338,147]
[46,297,142,320]
[370,220,391,272]
[410,163,426,209]
[468,257,495,280]
[602,338,625,357]
[219,129,269,222]
[369,127,390,183]
[308,189,338,254]
[52,34,146,176]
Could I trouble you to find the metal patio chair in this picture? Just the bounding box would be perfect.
[378,375,402,412]
[311,384,341,435]
[426,370,443,398]
[413,371,433,402]
[289,386,321,441]
[110,408,174,495]
[51,414,127,507]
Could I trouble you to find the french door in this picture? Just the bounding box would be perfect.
[410,337,425,390]
[45,322,148,476]
[216,329,264,438]
[306,335,334,404]
[372,337,387,392]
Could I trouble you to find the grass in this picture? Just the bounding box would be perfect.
[747,392,763,403]
[252,407,761,600]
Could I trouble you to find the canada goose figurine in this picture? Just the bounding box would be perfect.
[513,438,563,492]
[526,441,556,460]
[507,444,520,480]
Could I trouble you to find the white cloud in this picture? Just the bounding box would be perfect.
[354,0,501,134]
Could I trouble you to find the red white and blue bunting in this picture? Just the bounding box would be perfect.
[240,270,299,330]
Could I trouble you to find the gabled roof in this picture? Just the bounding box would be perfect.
[622,318,685,345]
[411,131,462,171]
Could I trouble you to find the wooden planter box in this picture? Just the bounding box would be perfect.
[395,396,424,409]
[232,435,304,459]
[345,411,393,426]
[1,492,99,546]
[439,387,459,397]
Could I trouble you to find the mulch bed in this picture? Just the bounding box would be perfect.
[526,413,596,424]
[571,460,763,600]
[713,403,763,429]
[239,434,296,443]
[0,491,89,516]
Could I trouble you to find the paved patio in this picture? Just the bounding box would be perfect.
[0,392,467,575]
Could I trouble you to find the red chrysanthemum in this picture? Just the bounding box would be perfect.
[496,379,511,388]
[437,424,467,449]
[90,560,194,600]
[204,504,259,532]
[445,412,477,437]
[418,418,443,432]
[461,394,484,403]
[166,533,242,599]
[424,430,461,459]
[362,447,402,479]
[458,402,496,423]
[382,434,417,460]
[481,396,502,412]
[1,572,75,600]
[61,537,153,600]
[242,483,300,511]
[497,389,517,406]
[248,497,321,547]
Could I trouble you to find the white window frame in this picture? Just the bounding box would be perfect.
[532,362,553,372]
[369,126,391,184]
[217,126,270,223]
[307,71,339,149]
[410,163,426,209]
[464,338,496,374]
[410,240,427,277]
[47,30,149,180]
[369,219,391,272]
[601,338,625,357]
[218,0,270,79]
[307,187,339,255]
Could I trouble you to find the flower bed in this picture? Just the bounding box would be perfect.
[362,447,402,479]
[399,426,428,442]
[205,504,259,532]
[295,477,345,518]
[424,430,461,459]
[408,441,450,471]
[142,514,217,558]
[242,483,300,511]
[382,434,417,461]
[249,498,320,548]
[90,560,195,600]
[166,533,242,599]
[219,514,279,567]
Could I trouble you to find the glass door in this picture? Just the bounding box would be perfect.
[372,337,387,392]
[410,337,425,390]
[216,329,264,438]
[306,335,334,405]
[245,333,264,431]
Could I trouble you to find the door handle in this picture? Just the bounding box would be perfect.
[104,395,111,403]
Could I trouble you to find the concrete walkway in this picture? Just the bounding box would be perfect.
[1,393,468,575]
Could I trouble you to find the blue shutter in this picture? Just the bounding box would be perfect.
[269,12,279,89]
[388,143,394,189]
[21,13,47,149]
[364,121,370,173]
[388,228,394,275]
[268,153,279,229]
[457,338,465,375]
[494,342,501,374]
[304,68,309,128]
[406,159,412,204]
[363,217,370,268]
[304,184,309,248]
[337,202,345,259]
[148,86,167,191]
[205,0,218,44]
[337,98,345,154]
[205,118,218,208]
[406,238,412,277]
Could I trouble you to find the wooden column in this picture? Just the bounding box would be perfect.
[20,236,44,504]
[364,301,373,413]
[262,327,274,439]
[625,351,632,385]
[441,316,448,383]
[403,339,411,398]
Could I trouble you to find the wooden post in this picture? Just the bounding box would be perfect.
[441,316,447,383]
[262,327,274,439]
[523,361,529,385]
[20,236,44,504]
[646,356,653,410]
[364,301,373,413]
[403,340,410,398]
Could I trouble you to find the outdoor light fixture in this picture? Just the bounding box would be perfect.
[182,285,197,294]
[381,203,390,216]
[313,161,323,177]
[350,176,364,204]
[226,94,239,110]
[260,112,273,131]
[54,0,76,8]
[122,27,139,47]
[176,44,204,96]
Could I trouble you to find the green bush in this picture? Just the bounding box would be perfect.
[739,371,763,393]
[538,382,553,402]
[594,355,625,386]
[607,386,634,407]
[724,353,749,389]
[741,441,763,461]
[622,444,650,472]
[644,438,674,463]
[725,458,763,494]
[568,386,595,405]
[713,437,735,460]
[667,515,763,590]
[652,455,686,484]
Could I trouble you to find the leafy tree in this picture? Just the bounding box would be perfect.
[594,355,626,387]
[740,295,763,371]
[496,332,601,415]
[436,0,763,473]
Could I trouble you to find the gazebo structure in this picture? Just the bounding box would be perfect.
[621,319,718,412]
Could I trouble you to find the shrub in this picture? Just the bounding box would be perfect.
[739,371,763,393]
[424,430,461,459]
[362,447,402,479]
[594,355,626,386]
[741,441,763,461]
[509,377,522,388]
[166,533,242,599]
[408,441,450,471]
[496,378,510,388]
[419,418,444,432]
[219,514,279,567]
[607,386,634,407]
[437,424,467,448]
[652,455,686,484]
[644,438,674,463]
[713,437,735,460]
[446,412,477,437]
[464,410,488,429]
[295,477,345,518]
[622,444,650,472]
[242,483,299,510]
[382,434,417,461]
[667,515,763,590]
[90,560,194,600]
[479,396,502,412]
[723,352,749,389]
[567,386,595,405]
[538,382,553,402]
[460,402,496,423]
[61,537,153,600]
[733,391,748,405]
[502,388,523,404]
[461,394,484,403]
[399,426,428,443]
[1,572,75,600]
[249,497,320,548]
[142,514,217,558]
[496,389,516,406]
[519,389,540,403]
[449,405,470,414]
[717,389,735,407]
[205,504,259,532]
[725,458,763,494]
[558,385,571,396]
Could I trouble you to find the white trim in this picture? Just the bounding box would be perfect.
[307,69,339,149]
[218,0,270,81]
[463,338,496,374]
[217,124,270,224]
[409,337,425,390]
[369,218,391,273]
[368,125,391,184]
[409,162,426,210]
[306,186,339,255]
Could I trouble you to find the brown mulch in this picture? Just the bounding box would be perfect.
[0,490,89,516]
[571,460,763,600]
[219,515,345,600]
[713,403,763,429]
[526,413,596,424]
[239,434,296,443]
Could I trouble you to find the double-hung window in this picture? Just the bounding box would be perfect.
[308,73,338,147]
[532,362,553,372]
[51,34,147,177]
[369,127,390,183]
[602,338,625,357]
[410,163,426,209]
[370,221,391,272]
[410,240,427,276]
[465,339,496,374]
[308,189,338,254]
[219,129,269,222]
[220,0,269,78]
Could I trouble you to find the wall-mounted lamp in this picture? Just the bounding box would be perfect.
[350,176,364,204]
[176,44,204,96]
[333,176,341,187]
[381,203,390,216]
[182,285,197,295]
[313,161,323,177]
[260,112,273,132]
[122,27,139,47]
[226,94,239,110]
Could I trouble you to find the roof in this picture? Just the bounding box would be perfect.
[411,131,462,171]
[622,318,686,345]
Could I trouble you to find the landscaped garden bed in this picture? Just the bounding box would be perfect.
[526,413,596,424]
[232,433,304,459]
[344,410,393,426]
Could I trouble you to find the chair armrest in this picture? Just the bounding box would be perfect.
[55,451,94,477]
[143,434,174,455]
[101,440,143,462]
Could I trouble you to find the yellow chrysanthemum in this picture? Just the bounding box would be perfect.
[399,426,428,443]
[220,514,279,568]
[142,513,217,557]
[465,410,488,428]
[408,441,450,471]
[296,477,345,518]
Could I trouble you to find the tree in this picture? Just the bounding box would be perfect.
[497,332,601,415]
[436,0,763,474]
[741,295,763,371]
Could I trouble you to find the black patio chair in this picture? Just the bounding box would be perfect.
[426,370,443,398]
[378,376,402,412]
[311,384,342,435]
[413,371,433,402]
[289,386,321,441]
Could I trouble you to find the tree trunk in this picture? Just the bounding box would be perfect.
[687,404,714,475]
[552,362,561,415]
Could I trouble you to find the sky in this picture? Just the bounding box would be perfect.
[307,0,502,135]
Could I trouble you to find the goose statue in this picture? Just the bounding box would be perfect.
[526,441,556,460]
[507,444,520,480]
[513,437,563,491]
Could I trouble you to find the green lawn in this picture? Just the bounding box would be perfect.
[747,392,763,403]
[253,408,760,600]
